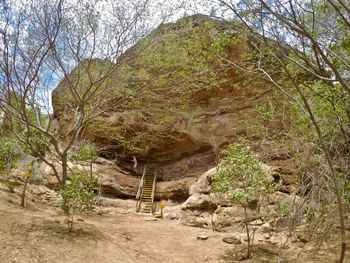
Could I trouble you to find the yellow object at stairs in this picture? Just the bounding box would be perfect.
[136,166,157,214]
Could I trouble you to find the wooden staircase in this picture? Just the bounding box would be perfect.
[136,166,157,214]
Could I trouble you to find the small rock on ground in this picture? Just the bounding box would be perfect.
[223,236,241,244]
[197,235,209,240]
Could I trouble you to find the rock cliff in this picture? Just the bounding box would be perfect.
[51,15,296,200]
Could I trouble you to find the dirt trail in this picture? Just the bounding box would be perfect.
[0,186,228,263]
[0,185,349,263]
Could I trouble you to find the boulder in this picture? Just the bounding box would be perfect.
[51,15,295,185]
[96,166,139,198]
[156,177,195,201]
[212,206,259,232]
[181,194,211,210]
[181,215,210,228]
[189,167,215,195]
[260,222,273,233]
[223,236,241,244]
[163,205,183,220]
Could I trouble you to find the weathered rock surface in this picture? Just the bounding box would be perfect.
[156,177,195,201]
[99,167,196,201]
[40,161,195,201]
[51,15,296,183]
[213,206,259,232]
[223,236,241,245]
[189,167,215,195]
[182,194,211,210]
[46,16,301,236]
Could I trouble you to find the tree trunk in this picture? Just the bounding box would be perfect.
[296,87,346,263]
[61,154,68,187]
[244,207,252,259]
[21,177,29,207]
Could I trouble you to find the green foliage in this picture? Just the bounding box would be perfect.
[2,104,49,158]
[261,197,294,223]
[3,177,20,193]
[90,119,150,154]
[60,170,99,231]
[135,17,238,101]
[70,143,98,162]
[342,179,350,204]
[0,137,22,175]
[25,128,49,157]
[213,140,274,207]
[213,140,275,259]
[304,81,349,144]
[0,137,22,192]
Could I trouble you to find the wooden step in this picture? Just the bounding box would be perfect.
[136,166,157,213]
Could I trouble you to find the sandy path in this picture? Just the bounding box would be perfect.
[0,186,349,263]
[0,190,229,263]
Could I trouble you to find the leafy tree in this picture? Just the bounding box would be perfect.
[0,0,171,188]
[70,143,98,176]
[207,1,350,261]
[0,137,21,173]
[70,143,103,202]
[0,137,22,192]
[60,170,99,231]
[213,140,274,259]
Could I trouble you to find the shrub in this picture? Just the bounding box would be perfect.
[213,140,275,259]
[0,137,21,173]
[60,170,99,231]
[0,137,22,192]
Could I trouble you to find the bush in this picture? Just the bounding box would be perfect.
[3,177,20,193]
[0,137,21,173]
[0,137,22,192]
[213,141,274,205]
[213,140,274,259]
[70,143,98,163]
[60,170,99,231]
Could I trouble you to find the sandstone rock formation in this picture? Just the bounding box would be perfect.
[161,166,300,234]
[48,16,299,235]
[40,159,195,201]
[51,15,296,186]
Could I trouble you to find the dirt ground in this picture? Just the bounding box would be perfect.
[0,184,349,263]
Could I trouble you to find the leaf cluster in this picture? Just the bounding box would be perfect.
[70,143,98,162]
[0,137,22,174]
[60,169,99,215]
[213,140,274,207]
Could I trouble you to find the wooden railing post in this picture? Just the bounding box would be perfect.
[135,165,147,212]
[150,168,157,214]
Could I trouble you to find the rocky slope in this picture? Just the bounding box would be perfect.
[51,15,296,200]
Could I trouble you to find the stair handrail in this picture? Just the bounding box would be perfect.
[150,168,157,214]
[138,173,147,212]
[136,165,147,212]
